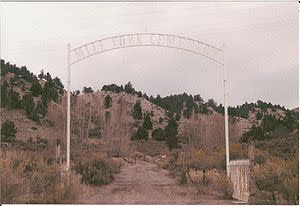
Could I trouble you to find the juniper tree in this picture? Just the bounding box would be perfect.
[1,81,8,107]
[8,89,22,109]
[35,101,47,117]
[30,81,42,96]
[23,93,35,115]
[38,69,45,79]
[104,95,112,109]
[132,126,148,140]
[164,117,179,149]
[124,82,135,94]
[152,128,164,141]
[132,100,142,119]
[1,120,17,142]
[143,112,153,130]
[82,86,94,94]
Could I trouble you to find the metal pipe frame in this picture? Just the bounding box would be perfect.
[66,33,230,177]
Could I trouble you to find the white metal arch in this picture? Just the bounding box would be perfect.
[66,33,230,177]
[69,33,224,65]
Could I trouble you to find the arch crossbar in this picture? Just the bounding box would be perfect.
[69,33,224,65]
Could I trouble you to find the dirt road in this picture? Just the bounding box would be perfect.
[77,160,237,204]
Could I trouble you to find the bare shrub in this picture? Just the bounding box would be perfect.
[254,149,267,165]
[181,120,204,148]
[167,147,229,196]
[165,150,188,183]
[88,127,102,138]
[74,155,120,186]
[254,157,299,205]
[1,150,29,203]
[156,156,170,170]
[134,139,169,157]
[186,170,207,193]
[177,149,206,186]
[217,172,233,199]
[58,173,81,204]
[229,143,248,159]
[69,96,100,139]
[28,159,80,203]
[215,144,247,162]
[101,103,134,157]
[1,150,80,204]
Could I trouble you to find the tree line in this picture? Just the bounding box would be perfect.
[240,110,299,143]
[131,100,179,150]
[1,59,64,122]
[3,58,293,125]
[100,82,292,120]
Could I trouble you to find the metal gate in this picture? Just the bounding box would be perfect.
[229,159,250,202]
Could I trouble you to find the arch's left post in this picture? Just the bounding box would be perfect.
[66,43,71,172]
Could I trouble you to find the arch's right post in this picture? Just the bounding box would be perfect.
[223,47,230,177]
[66,43,71,172]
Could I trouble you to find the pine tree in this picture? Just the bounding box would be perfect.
[35,101,47,117]
[45,72,52,82]
[1,60,9,76]
[152,128,164,141]
[183,108,192,119]
[104,95,112,109]
[194,94,204,103]
[53,77,64,89]
[53,77,64,94]
[175,112,181,121]
[216,104,224,114]
[1,120,17,142]
[256,112,263,120]
[164,117,178,138]
[30,81,42,96]
[165,135,179,150]
[23,93,35,115]
[8,89,22,109]
[82,86,94,94]
[132,100,142,119]
[42,81,59,103]
[143,112,153,130]
[164,117,179,149]
[132,126,148,140]
[207,98,217,109]
[143,93,149,100]
[38,69,45,79]
[1,81,8,107]
[124,82,135,94]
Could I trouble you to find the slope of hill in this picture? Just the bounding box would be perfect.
[1,59,298,204]
[1,59,296,155]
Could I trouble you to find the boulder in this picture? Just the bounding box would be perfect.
[130,151,144,160]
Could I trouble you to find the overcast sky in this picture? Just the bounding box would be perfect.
[1,2,298,108]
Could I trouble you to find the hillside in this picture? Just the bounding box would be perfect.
[1,59,298,204]
[1,59,298,161]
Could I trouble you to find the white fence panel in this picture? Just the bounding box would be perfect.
[229,159,250,202]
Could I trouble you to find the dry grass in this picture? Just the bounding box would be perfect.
[1,149,80,204]
[178,113,252,150]
[253,157,299,204]
[161,147,233,198]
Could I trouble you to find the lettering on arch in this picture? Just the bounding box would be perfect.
[69,33,223,65]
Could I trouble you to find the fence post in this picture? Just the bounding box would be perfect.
[56,139,61,165]
[248,142,256,203]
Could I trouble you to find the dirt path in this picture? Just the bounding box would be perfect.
[77,160,238,204]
